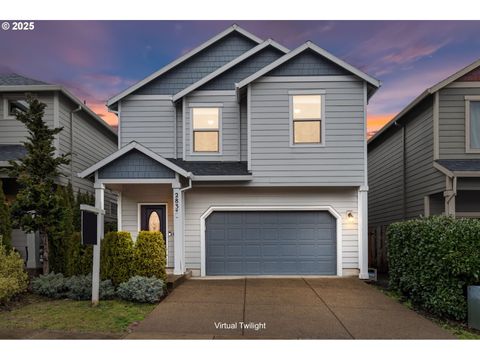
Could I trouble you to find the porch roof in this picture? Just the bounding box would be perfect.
[0,144,26,162]
[168,159,250,176]
[434,159,480,177]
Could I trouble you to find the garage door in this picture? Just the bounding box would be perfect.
[205,211,337,275]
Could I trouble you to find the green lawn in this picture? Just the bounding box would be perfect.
[0,294,155,335]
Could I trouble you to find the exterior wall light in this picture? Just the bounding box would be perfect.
[346,210,354,220]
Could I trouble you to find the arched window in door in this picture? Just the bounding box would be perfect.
[148,211,161,232]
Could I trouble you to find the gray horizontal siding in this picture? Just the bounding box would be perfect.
[249,80,366,186]
[439,86,480,159]
[120,98,176,157]
[267,49,350,77]
[368,98,444,227]
[133,33,257,96]
[98,149,175,179]
[184,93,240,161]
[0,92,54,144]
[200,46,284,90]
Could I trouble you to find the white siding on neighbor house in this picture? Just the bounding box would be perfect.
[184,93,241,161]
[184,187,359,273]
[120,98,176,158]
[0,92,54,144]
[439,85,480,159]
[120,184,174,267]
[249,80,366,186]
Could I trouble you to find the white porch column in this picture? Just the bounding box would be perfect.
[444,176,456,218]
[92,181,105,305]
[173,186,185,275]
[358,186,369,279]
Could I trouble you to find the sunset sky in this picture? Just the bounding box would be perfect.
[1,20,480,134]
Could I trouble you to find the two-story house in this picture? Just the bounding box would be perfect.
[0,73,118,269]
[368,59,480,269]
[79,25,380,278]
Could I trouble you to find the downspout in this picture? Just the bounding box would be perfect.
[173,102,177,159]
[394,121,407,220]
[70,106,82,183]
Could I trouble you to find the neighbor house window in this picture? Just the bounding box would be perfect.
[192,107,220,153]
[292,95,323,145]
[6,98,29,117]
[467,100,480,152]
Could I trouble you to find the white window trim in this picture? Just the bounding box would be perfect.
[199,205,343,277]
[3,94,29,119]
[137,202,169,265]
[289,90,326,148]
[189,106,223,156]
[465,96,480,153]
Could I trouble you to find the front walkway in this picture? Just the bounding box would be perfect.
[126,278,454,339]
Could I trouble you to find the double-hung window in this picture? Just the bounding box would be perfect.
[291,94,324,145]
[466,96,480,153]
[192,107,220,153]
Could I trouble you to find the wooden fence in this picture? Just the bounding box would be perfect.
[368,225,389,273]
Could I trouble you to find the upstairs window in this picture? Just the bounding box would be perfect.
[291,95,323,145]
[5,98,29,118]
[192,107,220,153]
[466,97,480,153]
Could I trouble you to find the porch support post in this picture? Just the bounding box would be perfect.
[173,186,184,275]
[358,186,369,280]
[92,181,105,306]
[444,176,457,218]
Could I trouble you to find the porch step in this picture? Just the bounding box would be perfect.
[167,270,192,291]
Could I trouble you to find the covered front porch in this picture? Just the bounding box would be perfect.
[78,142,193,276]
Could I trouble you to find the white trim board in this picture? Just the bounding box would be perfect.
[199,205,343,277]
[465,96,480,153]
[172,39,289,102]
[107,24,264,107]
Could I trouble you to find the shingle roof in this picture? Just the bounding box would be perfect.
[0,73,49,86]
[435,159,480,172]
[0,144,26,162]
[168,159,250,176]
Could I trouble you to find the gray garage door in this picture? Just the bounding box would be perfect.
[205,211,337,275]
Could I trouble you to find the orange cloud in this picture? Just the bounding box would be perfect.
[367,113,395,137]
[87,102,118,127]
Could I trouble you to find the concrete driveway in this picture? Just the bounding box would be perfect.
[126,277,454,339]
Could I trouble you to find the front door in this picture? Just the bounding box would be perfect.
[140,205,167,241]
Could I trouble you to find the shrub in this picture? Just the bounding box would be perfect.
[31,272,67,298]
[133,231,167,283]
[64,274,115,300]
[0,245,28,303]
[64,232,93,277]
[388,216,480,320]
[101,231,134,286]
[0,180,12,250]
[117,276,164,303]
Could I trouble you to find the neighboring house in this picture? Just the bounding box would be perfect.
[368,59,480,269]
[0,73,118,269]
[79,25,380,278]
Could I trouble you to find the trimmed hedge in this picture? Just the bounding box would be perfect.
[0,245,29,303]
[64,232,93,277]
[388,216,480,320]
[101,231,134,286]
[133,231,167,283]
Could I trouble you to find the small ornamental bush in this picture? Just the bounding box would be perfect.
[388,216,480,320]
[101,231,134,286]
[0,245,28,303]
[31,272,67,298]
[64,274,115,300]
[133,231,167,283]
[117,276,165,303]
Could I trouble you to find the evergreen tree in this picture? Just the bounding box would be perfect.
[0,180,12,250]
[8,94,70,274]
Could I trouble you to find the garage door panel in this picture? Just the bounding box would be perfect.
[205,211,337,275]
